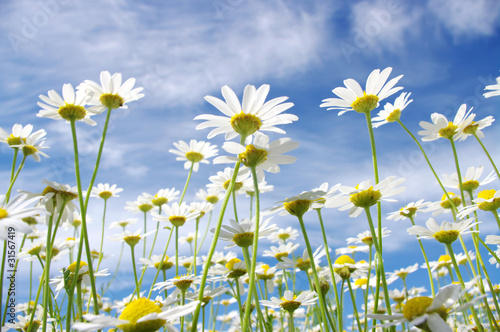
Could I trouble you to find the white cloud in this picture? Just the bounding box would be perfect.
[427,0,500,39]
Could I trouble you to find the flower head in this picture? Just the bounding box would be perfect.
[418,104,474,141]
[483,74,500,98]
[442,166,496,193]
[267,190,326,218]
[91,183,123,200]
[37,83,98,125]
[260,290,317,314]
[152,202,200,227]
[169,139,218,172]
[195,84,297,140]
[217,216,278,248]
[77,71,144,112]
[372,92,413,127]
[407,218,479,244]
[0,194,46,240]
[387,199,430,221]
[320,67,403,115]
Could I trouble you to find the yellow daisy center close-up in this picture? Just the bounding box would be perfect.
[7,134,24,146]
[118,298,164,332]
[169,216,187,227]
[283,199,311,217]
[350,186,382,208]
[185,151,204,163]
[230,111,262,137]
[477,189,500,211]
[462,180,480,192]
[438,121,458,139]
[403,296,447,330]
[42,186,79,201]
[440,192,461,209]
[280,295,301,313]
[58,104,87,121]
[232,232,254,248]
[99,191,113,200]
[0,208,8,219]
[433,230,460,244]
[152,195,168,206]
[238,144,268,168]
[351,93,379,113]
[100,93,124,109]
[138,204,153,213]
[223,180,243,192]
[386,108,401,122]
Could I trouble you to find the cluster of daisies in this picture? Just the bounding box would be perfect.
[1,68,500,332]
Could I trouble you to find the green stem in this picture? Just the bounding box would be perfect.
[364,112,379,183]
[130,245,141,296]
[242,166,262,331]
[95,199,108,272]
[175,226,179,276]
[147,226,174,299]
[179,162,195,204]
[409,216,435,296]
[193,217,200,275]
[448,139,466,206]
[190,161,242,331]
[5,155,27,202]
[42,214,54,331]
[196,211,212,256]
[347,278,363,332]
[288,312,295,332]
[297,214,330,332]
[316,209,341,330]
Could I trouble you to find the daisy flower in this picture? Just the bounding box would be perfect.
[418,104,474,141]
[320,67,403,115]
[386,263,419,283]
[207,167,253,195]
[346,227,391,246]
[442,166,496,193]
[142,188,180,207]
[195,188,224,204]
[244,178,274,196]
[483,74,500,98]
[154,274,202,292]
[426,192,462,216]
[189,201,215,219]
[109,218,137,229]
[203,251,238,266]
[73,298,199,332]
[485,234,500,245]
[217,217,278,248]
[368,284,478,332]
[152,202,200,227]
[209,257,248,279]
[3,306,55,331]
[169,139,218,172]
[213,132,298,178]
[309,182,342,209]
[139,254,175,271]
[407,218,479,245]
[77,71,144,112]
[456,189,500,219]
[52,261,109,296]
[37,83,98,125]
[261,289,317,313]
[0,194,46,240]
[488,245,500,268]
[455,114,494,141]
[267,226,299,243]
[263,242,300,262]
[372,92,413,127]
[13,133,50,162]
[326,176,406,217]
[387,199,432,221]
[0,124,48,156]
[125,194,154,214]
[266,190,326,218]
[276,246,326,272]
[110,228,155,247]
[91,183,123,200]
[332,255,370,280]
[334,245,370,255]
[195,84,297,140]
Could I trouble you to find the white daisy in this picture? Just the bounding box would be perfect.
[326,176,406,217]
[0,194,46,240]
[110,228,155,247]
[214,132,298,178]
[124,194,154,214]
[207,166,253,195]
[139,254,175,271]
[441,166,496,193]
[153,274,202,292]
[418,104,474,141]
[77,71,144,112]
[485,234,500,245]
[276,246,326,271]
[483,74,500,98]
[387,199,432,221]
[456,188,500,219]
[346,227,391,246]
[109,218,137,229]
[37,83,97,125]
[73,298,198,332]
[407,218,479,244]
[217,216,278,248]
[320,67,403,115]
[372,92,413,128]
[151,202,200,227]
[386,263,419,283]
[90,183,123,200]
[195,188,224,204]
[263,242,300,262]
[454,114,494,141]
[266,190,326,217]
[169,139,218,172]
[260,290,317,313]
[189,201,214,218]
[195,84,297,140]
[14,133,50,162]
[0,123,46,148]
[267,226,300,243]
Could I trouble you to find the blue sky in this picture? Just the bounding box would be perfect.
[1,0,500,301]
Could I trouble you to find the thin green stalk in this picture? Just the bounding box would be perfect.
[473,132,500,179]
[196,210,212,256]
[448,139,466,205]
[316,208,341,330]
[175,226,179,276]
[409,216,435,296]
[143,211,148,259]
[347,278,363,332]
[364,112,379,183]
[179,162,195,204]
[397,119,458,212]
[5,155,27,202]
[232,190,239,222]
[297,214,330,332]
[190,161,242,331]
[130,245,141,296]
[42,214,54,331]
[193,217,200,275]
[242,166,262,331]
[103,241,124,294]
[147,226,174,299]
[288,312,296,331]
[96,199,108,271]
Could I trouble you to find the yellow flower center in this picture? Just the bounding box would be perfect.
[124,235,141,247]
[386,109,401,122]
[138,204,153,213]
[223,180,243,192]
[403,296,447,329]
[42,186,78,201]
[206,195,219,204]
[351,93,379,113]
[173,276,194,292]
[225,258,242,271]
[462,180,480,192]
[350,187,382,208]
[152,195,168,206]
[0,208,8,219]
[361,236,373,246]
[440,192,461,209]
[355,278,367,287]
[463,121,479,135]
[279,295,301,313]
[58,104,87,121]
[477,189,500,211]
[22,145,38,156]
[169,216,187,227]
[100,93,124,110]
[7,134,23,146]
[283,199,312,218]
[28,245,43,256]
[22,216,38,225]
[225,258,246,278]
[118,298,164,332]
[238,144,268,168]
[230,112,262,137]
[67,261,88,273]
[433,230,460,244]
[437,254,452,267]
[334,255,356,279]
[278,233,290,241]
[438,121,458,139]
[275,252,289,261]
[99,191,113,200]
[232,232,254,248]
[296,258,311,272]
[185,151,204,163]
[399,206,417,218]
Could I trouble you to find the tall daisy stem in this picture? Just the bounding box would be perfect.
[473,132,500,179]
[409,216,435,296]
[179,162,195,204]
